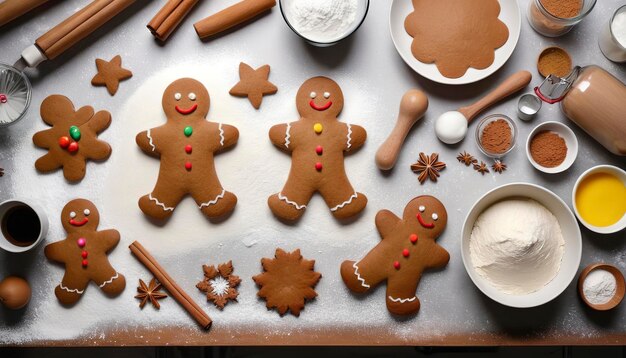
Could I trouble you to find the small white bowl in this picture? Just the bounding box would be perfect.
[461,183,582,308]
[279,0,369,47]
[526,121,578,174]
[572,165,626,234]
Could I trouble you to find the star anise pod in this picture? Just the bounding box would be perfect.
[411,152,446,184]
[492,160,507,174]
[456,151,477,166]
[474,161,490,175]
[0,168,4,177]
[135,278,167,309]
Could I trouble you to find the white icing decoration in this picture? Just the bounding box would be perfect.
[60,283,84,295]
[99,272,119,288]
[174,93,182,100]
[310,92,317,98]
[218,123,225,146]
[284,123,291,149]
[278,193,306,210]
[188,92,196,101]
[419,206,425,212]
[388,296,417,303]
[70,211,76,218]
[198,189,226,209]
[83,209,90,216]
[324,92,330,98]
[146,129,156,152]
[352,262,370,288]
[149,193,174,211]
[330,192,357,212]
[209,276,230,297]
[346,124,353,150]
[432,213,438,221]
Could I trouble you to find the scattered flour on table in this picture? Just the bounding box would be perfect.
[286,0,359,42]
[470,199,565,295]
[583,269,617,305]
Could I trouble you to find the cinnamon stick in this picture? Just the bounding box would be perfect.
[147,0,199,41]
[129,241,212,330]
[193,0,276,40]
[0,0,50,28]
[35,0,136,60]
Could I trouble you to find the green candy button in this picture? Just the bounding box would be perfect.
[184,126,193,137]
[69,126,81,141]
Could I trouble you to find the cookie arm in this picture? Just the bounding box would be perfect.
[375,209,400,238]
[100,229,121,252]
[269,123,293,152]
[44,241,67,263]
[32,128,56,150]
[345,124,366,152]
[218,123,239,150]
[136,130,160,157]
[86,110,112,134]
[426,243,450,269]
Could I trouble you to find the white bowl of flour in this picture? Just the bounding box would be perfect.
[461,183,582,308]
[279,0,369,46]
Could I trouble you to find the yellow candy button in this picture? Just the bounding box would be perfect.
[314,123,323,134]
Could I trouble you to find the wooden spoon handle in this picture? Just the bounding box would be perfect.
[459,71,532,123]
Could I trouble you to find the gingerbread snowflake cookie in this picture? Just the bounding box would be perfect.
[33,95,112,182]
[340,196,449,315]
[253,249,321,316]
[268,76,367,221]
[136,78,239,221]
[196,261,241,309]
[45,199,126,305]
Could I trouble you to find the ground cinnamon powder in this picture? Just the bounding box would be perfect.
[538,47,572,77]
[539,0,582,19]
[530,131,568,167]
[480,119,512,154]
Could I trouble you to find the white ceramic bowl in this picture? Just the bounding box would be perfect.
[572,165,626,234]
[461,183,582,308]
[526,121,578,174]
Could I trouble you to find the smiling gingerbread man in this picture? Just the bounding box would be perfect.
[45,199,126,305]
[268,76,367,221]
[136,78,239,220]
[340,196,449,315]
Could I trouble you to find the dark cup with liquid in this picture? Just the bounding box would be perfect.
[0,199,48,253]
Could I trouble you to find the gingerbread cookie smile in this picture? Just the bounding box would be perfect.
[309,92,333,111]
[416,213,435,229]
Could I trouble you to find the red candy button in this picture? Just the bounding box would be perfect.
[185,162,192,170]
[81,251,88,259]
[59,136,70,149]
[68,142,79,153]
[185,145,192,154]
[393,261,400,270]
[315,162,323,171]
[82,259,88,267]
[409,234,418,244]
[316,146,323,155]
[402,249,410,257]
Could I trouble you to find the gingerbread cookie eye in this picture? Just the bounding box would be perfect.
[83,209,91,216]
[419,206,425,212]
[70,211,77,219]
[310,92,317,99]
[188,93,196,101]
[432,213,438,221]
[174,93,182,101]
[323,92,330,99]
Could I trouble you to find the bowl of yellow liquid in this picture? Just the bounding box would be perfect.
[572,165,626,234]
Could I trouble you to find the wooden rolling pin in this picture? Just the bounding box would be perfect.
[0,0,50,28]
[375,89,429,170]
[194,0,275,39]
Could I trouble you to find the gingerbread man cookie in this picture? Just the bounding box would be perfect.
[45,199,126,305]
[33,95,112,182]
[136,78,239,220]
[268,76,367,221]
[340,196,449,315]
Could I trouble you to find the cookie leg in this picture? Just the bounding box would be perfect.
[55,272,90,306]
[385,274,421,316]
[191,184,237,218]
[139,180,185,220]
[268,175,315,221]
[34,152,62,173]
[93,267,126,297]
[62,158,87,182]
[320,175,367,219]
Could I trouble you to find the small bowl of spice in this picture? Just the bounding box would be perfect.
[475,114,516,158]
[578,263,625,311]
[526,121,578,174]
[279,0,369,47]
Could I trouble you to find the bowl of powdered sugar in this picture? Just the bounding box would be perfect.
[461,183,582,308]
[279,0,369,46]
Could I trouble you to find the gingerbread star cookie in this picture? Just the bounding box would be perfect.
[91,55,133,96]
[229,62,277,109]
[44,199,126,306]
[33,95,112,182]
[253,249,321,317]
[340,196,449,316]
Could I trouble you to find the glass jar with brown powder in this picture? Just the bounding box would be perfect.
[528,0,596,37]
[476,114,517,158]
